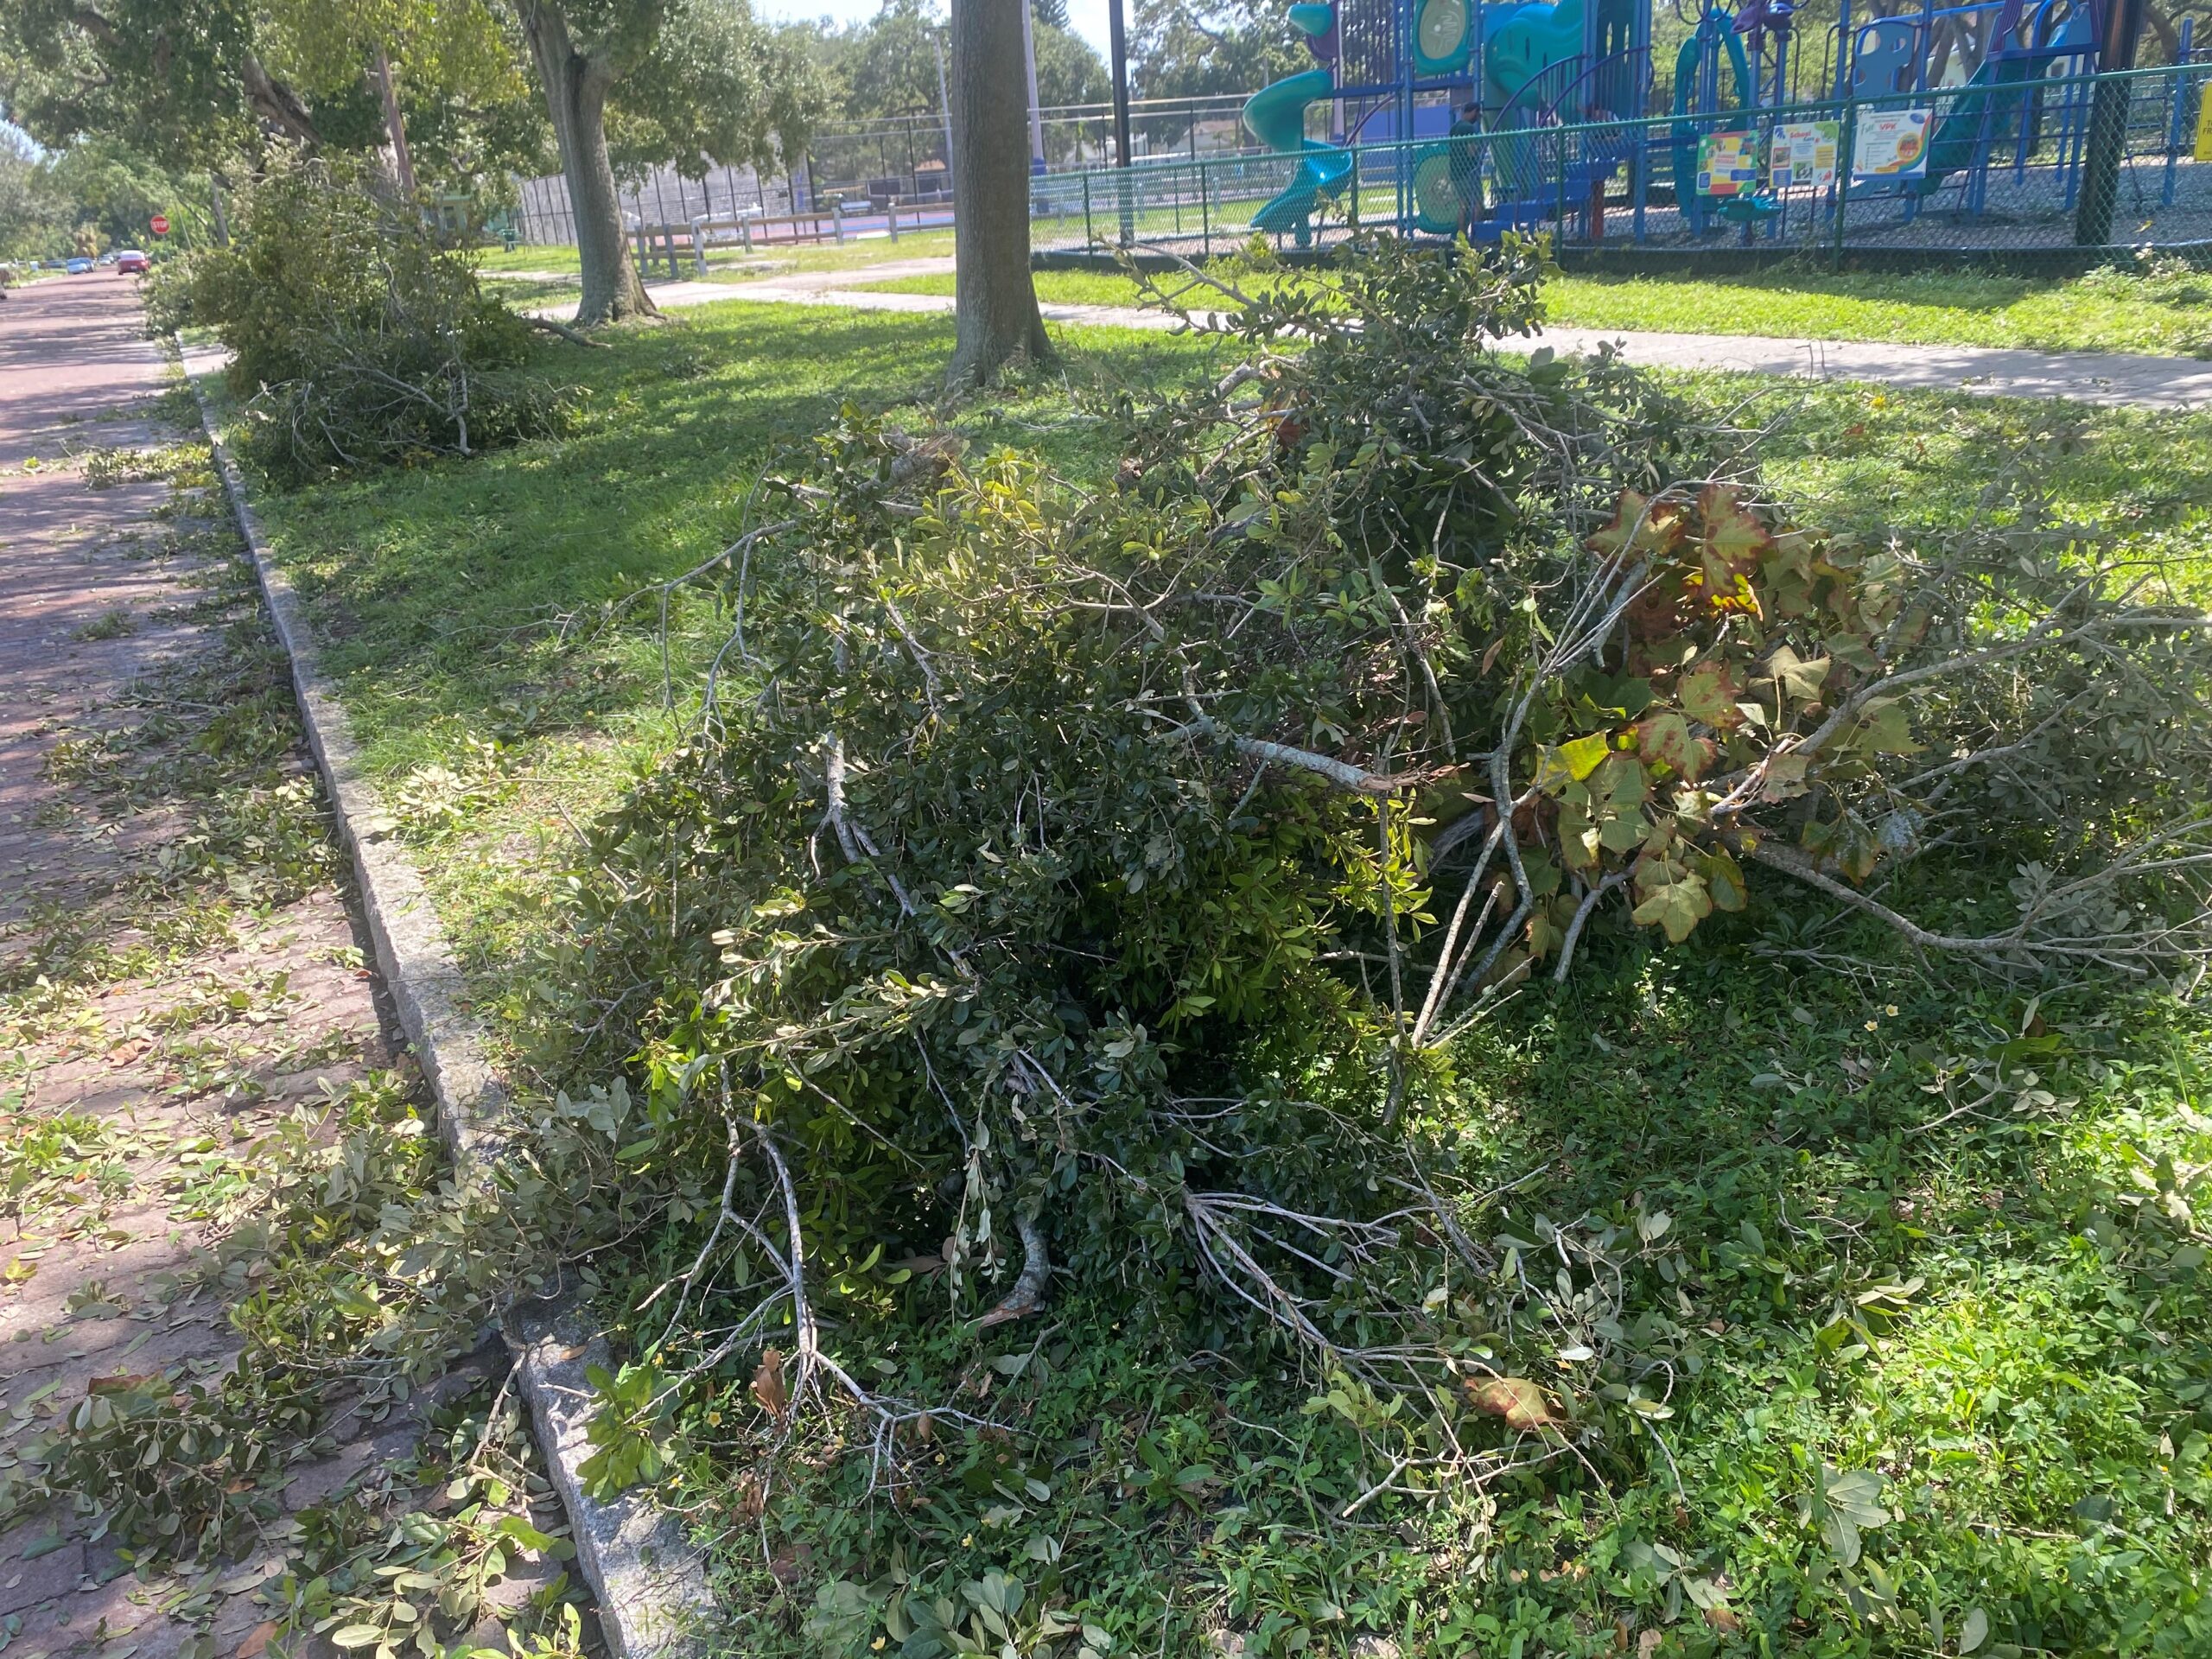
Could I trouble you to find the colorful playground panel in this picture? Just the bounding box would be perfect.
[1223,0,2189,247]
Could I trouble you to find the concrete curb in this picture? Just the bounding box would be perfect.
[180,355,717,1659]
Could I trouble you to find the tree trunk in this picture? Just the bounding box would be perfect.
[518,2,655,326]
[239,52,321,147]
[945,0,1052,388]
[372,45,419,200]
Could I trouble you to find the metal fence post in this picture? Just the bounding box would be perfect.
[1830,100,1857,272]
[1084,171,1095,250]
[1201,158,1211,258]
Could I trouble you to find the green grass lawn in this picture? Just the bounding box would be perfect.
[478,231,952,282]
[857,259,2212,357]
[223,294,2212,1656]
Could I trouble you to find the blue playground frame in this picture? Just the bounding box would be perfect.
[1233,0,2160,246]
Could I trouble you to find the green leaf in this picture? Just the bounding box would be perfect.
[1760,645,1832,703]
[1698,849,1748,912]
[329,1626,385,1649]
[1959,1606,1990,1654]
[1824,1466,1891,1527]
[1852,696,1920,754]
[1820,1510,1862,1568]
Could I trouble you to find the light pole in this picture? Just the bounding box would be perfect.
[933,33,956,182]
[1109,0,1135,241]
[1108,0,1134,168]
[1021,0,1046,175]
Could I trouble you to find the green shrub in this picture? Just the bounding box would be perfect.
[174,154,573,477]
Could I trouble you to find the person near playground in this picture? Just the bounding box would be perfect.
[1448,99,1484,235]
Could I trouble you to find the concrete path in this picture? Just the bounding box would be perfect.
[0,277,575,1659]
[552,264,2212,410]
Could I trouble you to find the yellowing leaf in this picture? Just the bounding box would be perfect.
[1630,870,1713,943]
[1675,660,1743,729]
[1698,483,1770,564]
[1635,711,1710,781]
[1465,1376,1564,1430]
[1556,731,1612,782]
[1759,645,1832,704]
[1590,491,1675,556]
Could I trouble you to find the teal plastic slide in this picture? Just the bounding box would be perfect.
[1918,53,2034,192]
[1243,67,1353,237]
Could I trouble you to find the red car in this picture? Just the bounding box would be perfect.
[113,249,149,275]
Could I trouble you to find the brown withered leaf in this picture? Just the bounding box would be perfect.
[752,1346,789,1419]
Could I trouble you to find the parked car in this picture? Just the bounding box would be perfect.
[66,257,93,275]
[113,249,149,275]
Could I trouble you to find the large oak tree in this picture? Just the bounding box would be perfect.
[944,0,1052,388]
[510,0,822,326]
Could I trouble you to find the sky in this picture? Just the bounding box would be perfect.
[759,1,1120,66]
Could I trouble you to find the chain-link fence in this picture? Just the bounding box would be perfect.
[502,96,1271,250]
[1033,60,2212,264]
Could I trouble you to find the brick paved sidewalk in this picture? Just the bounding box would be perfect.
[1,281,581,1659]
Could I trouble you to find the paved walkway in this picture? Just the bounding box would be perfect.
[537,257,2212,410]
[0,279,575,1659]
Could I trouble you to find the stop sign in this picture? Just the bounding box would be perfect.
[149,214,169,237]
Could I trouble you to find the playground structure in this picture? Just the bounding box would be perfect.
[1211,0,2187,249]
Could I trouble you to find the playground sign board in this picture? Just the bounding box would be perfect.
[1852,109,1930,183]
[1695,131,1762,197]
[2195,86,2212,163]
[1769,122,1839,191]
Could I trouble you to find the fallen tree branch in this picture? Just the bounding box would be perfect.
[524,315,610,348]
[976,1212,1051,1327]
[1178,715,1433,795]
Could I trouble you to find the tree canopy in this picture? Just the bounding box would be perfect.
[804,0,1105,124]
[0,0,548,189]
[1129,0,1306,100]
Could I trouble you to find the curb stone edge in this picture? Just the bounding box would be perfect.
[180,350,719,1659]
